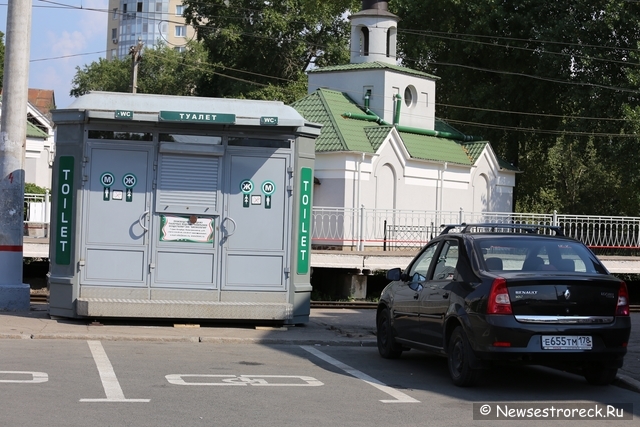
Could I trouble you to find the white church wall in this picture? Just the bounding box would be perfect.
[386,73,437,130]
[309,70,385,113]
[309,70,437,130]
[470,147,516,212]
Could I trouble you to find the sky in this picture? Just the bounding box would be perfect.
[0,0,109,109]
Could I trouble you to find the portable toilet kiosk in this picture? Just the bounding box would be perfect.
[49,92,320,324]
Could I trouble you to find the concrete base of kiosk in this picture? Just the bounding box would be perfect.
[77,298,292,320]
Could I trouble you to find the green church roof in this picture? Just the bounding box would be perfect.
[292,88,474,166]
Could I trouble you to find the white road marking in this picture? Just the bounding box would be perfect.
[166,374,323,387]
[301,346,420,403]
[0,371,48,383]
[80,340,150,402]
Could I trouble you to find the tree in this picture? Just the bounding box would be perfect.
[70,41,209,97]
[70,56,130,97]
[182,0,360,100]
[392,0,640,215]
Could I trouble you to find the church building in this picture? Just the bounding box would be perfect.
[292,0,517,240]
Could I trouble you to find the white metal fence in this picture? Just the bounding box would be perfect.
[311,207,640,251]
[24,196,640,250]
[24,192,50,237]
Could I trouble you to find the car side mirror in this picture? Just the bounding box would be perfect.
[386,268,402,281]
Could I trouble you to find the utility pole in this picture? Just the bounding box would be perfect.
[129,39,143,93]
[0,0,33,310]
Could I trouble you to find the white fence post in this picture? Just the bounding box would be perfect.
[45,189,50,237]
[358,205,365,251]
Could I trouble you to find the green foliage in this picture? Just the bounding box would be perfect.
[240,78,309,105]
[70,57,130,97]
[70,41,209,97]
[24,183,47,194]
[137,41,209,96]
[392,0,640,215]
[182,0,359,100]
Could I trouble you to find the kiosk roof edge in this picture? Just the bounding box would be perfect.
[55,92,310,128]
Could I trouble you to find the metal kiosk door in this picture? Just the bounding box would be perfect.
[222,149,291,292]
[80,143,153,287]
[150,144,222,289]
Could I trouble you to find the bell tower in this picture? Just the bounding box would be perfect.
[350,0,400,64]
[308,0,437,129]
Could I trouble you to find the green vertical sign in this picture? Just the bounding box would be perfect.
[55,156,74,265]
[297,167,313,274]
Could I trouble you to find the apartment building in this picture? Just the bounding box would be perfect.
[106,0,196,60]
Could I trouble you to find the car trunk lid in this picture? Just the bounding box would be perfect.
[502,274,621,317]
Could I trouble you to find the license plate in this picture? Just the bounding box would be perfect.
[542,335,592,350]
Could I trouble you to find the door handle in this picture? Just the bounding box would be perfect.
[138,210,149,232]
[222,216,237,237]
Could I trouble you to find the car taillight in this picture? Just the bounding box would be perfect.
[616,281,630,316]
[487,277,512,315]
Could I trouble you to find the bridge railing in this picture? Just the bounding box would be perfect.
[311,207,640,251]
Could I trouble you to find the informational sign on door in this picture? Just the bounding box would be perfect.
[159,215,214,243]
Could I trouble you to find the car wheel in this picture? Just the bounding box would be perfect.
[583,363,618,386]
[448,326,482,387]
[376,307,403,359]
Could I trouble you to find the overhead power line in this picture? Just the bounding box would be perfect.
[14,0,640,139]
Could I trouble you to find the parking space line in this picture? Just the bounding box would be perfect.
[0,371,48,383]
[80,341,150,403]
[301,346,420,403]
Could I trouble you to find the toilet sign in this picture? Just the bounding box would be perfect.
[100,172,115,187]
[123,173,137,202]
[115,110,133,120]
[55,156,75,265]
[261,180,275,209]
[101,172,115,201]
[240,179,253,208]
[297,168,312,274]
[122,173,137,188]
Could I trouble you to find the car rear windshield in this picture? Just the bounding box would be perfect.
[474,236,608,274]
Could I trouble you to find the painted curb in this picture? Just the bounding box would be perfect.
[615,374,640,394]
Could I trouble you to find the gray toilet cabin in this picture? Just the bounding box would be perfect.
[49,92,320,324]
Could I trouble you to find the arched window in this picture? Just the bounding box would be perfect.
[386,27,397,58]
[361,27,370,56]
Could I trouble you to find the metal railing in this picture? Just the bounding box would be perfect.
[24,191,50,238]
[23,197,640,251]
[311,207,640,251]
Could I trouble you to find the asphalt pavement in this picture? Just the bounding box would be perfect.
[0,303,638,394]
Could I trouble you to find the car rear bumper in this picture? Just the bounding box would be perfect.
[466,314,631,366]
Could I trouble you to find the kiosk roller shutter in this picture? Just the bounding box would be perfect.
[156,154,219,214]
